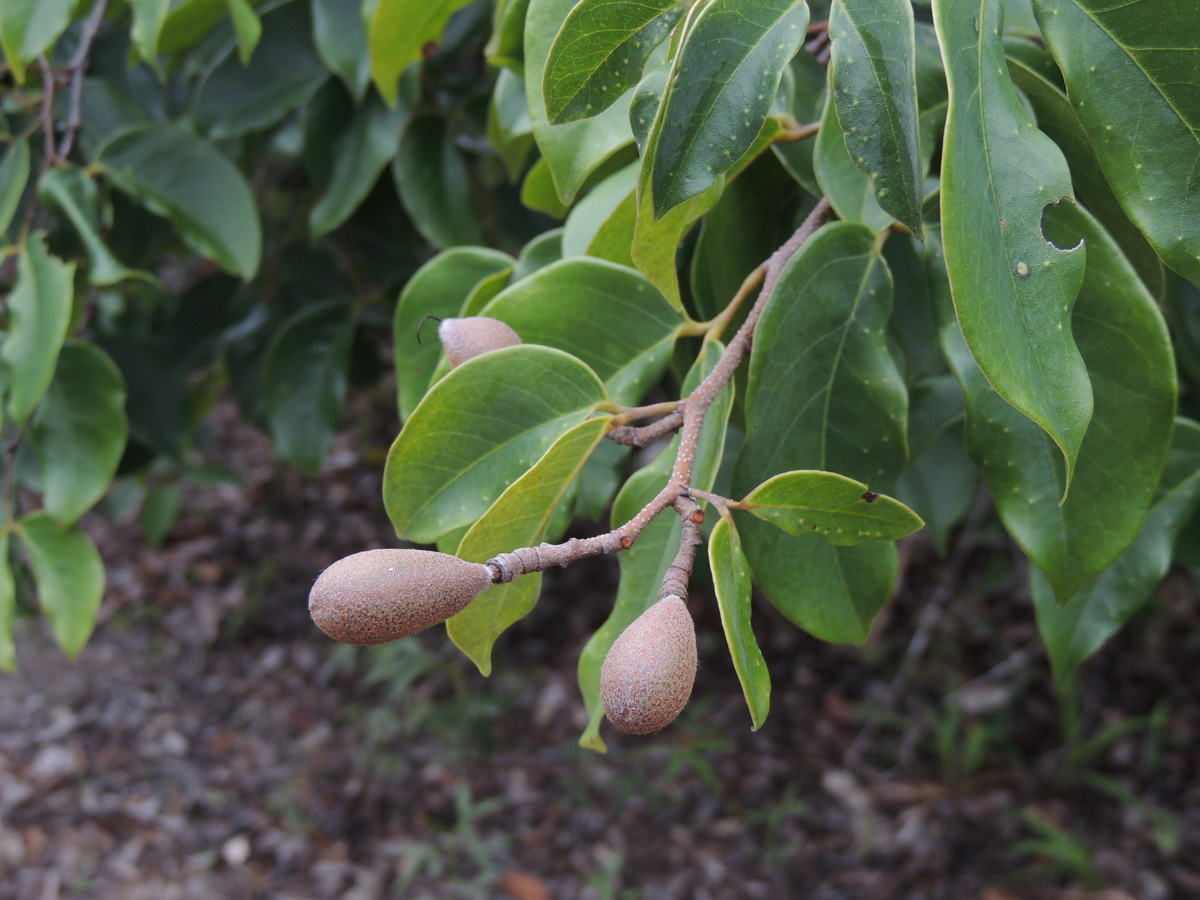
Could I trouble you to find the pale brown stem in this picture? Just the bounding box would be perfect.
[57,0,109,161]
[485,199,836,585]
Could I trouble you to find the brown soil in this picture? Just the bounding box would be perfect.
[1,389,1198,900]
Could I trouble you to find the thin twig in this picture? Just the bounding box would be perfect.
[487,199,835,584]
[57,0,109,161]
[606,411,683,448]
[659,496,704,601]
[773,121,820,144]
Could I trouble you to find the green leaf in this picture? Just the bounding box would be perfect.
[307,82,411,238]
[525,0,636,204]
[1032,0,1200,285]
[827,0,924,236]
[577,339,730,750]
[487,0,531,71]
[0,139,30,239]
[929,206,1176,604]
[394,247,515,420]
[261,301,356,477]
[225,0,262,63]
[0,536,14,671]
[384,346,609,544]
[158,0,256,56]
[448,417,610,674]
[732,221,906,643]
[39,167,150,287]
[96,124,262,279]
[488,67,535,179]
[0,0,72,83]
[709,515,770,730]
[98,336,189,457]
[194,0,327,139]
[1006,49,1164,299]
[771,51,828,195]
[480,258,684,404]
[562,161,638,258]
[1032,419,1200,694]
[814,83,892,232]
[369,0,474,104]
[542,0,686,124]
[933,0,1090,494]
[394,114,482,248]
[17,513,104,659]
[2,234,74,426]
[312,0,371,100]
[27,343,128,525]
[646,0,808,218]
[130,0,171,73]
[520,156,570,219]
[914,23,948,179]
[738,470,924,545]
[689,151,796,321]
[512,227,564,280]
[140,484,183,548]
[633,115,785,310]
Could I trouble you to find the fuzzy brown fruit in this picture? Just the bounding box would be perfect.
[600,595,697,735]
[308,549,492,645]
[439,316,522,368]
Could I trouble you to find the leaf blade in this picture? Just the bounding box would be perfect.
[709,516,771,730]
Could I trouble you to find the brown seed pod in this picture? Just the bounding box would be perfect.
[600,595,697,735]
[308,549,492,645]
[439,316,522,369]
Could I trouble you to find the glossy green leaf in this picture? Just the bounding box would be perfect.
[512,228,564,280]
[771,51,828,195]
[194,0,327,139]
[2,234,74,426]
[732,222,906,643]
[39,168,149,287]
[0,536,14,672]
[96,124,261,279]
[461,266,517,317]
[394,115,483,248]
[158,0,259,56]
[634,116,784,310]
[562,161,638,258]
[647,0,808,218]
[18,513,104,660]
[827,0,923,236]
[487,0,531,71]
[487,67,535,179]
[578,340,730,750]
[130,0,171,73]
[1033,419,1200,694]
[226,0,262,63]
[369,0,474,105]
[893,374,977,555]
[709,515,770,730]
[394,248,516,420]
[1006,48,1165,299]
[738,470,924,545]
[27,343,128,525]
[586,190,637,267]
[261,302,356,478]
[307,82,410,238]
[520,156,570,219]
[384,346,609,544]
[933,0,1090,494]
[1032,0,1200,285]
[480,258,684,404]
[449,417,610,674]
[542,0,686,124]
[0,139,29,239]
[914,23,948,179]
[0,0,72,82]
[312,0,371,99]
[526,0,636,204]
[814,85,892,232]
[929,206,1176,604]
[689,151,796,321]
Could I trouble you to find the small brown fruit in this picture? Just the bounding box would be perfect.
[308,549,491,645]
[600,596,697,735]
[439,316,522,368]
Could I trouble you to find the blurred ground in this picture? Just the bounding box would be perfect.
[1,387,1198,900]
